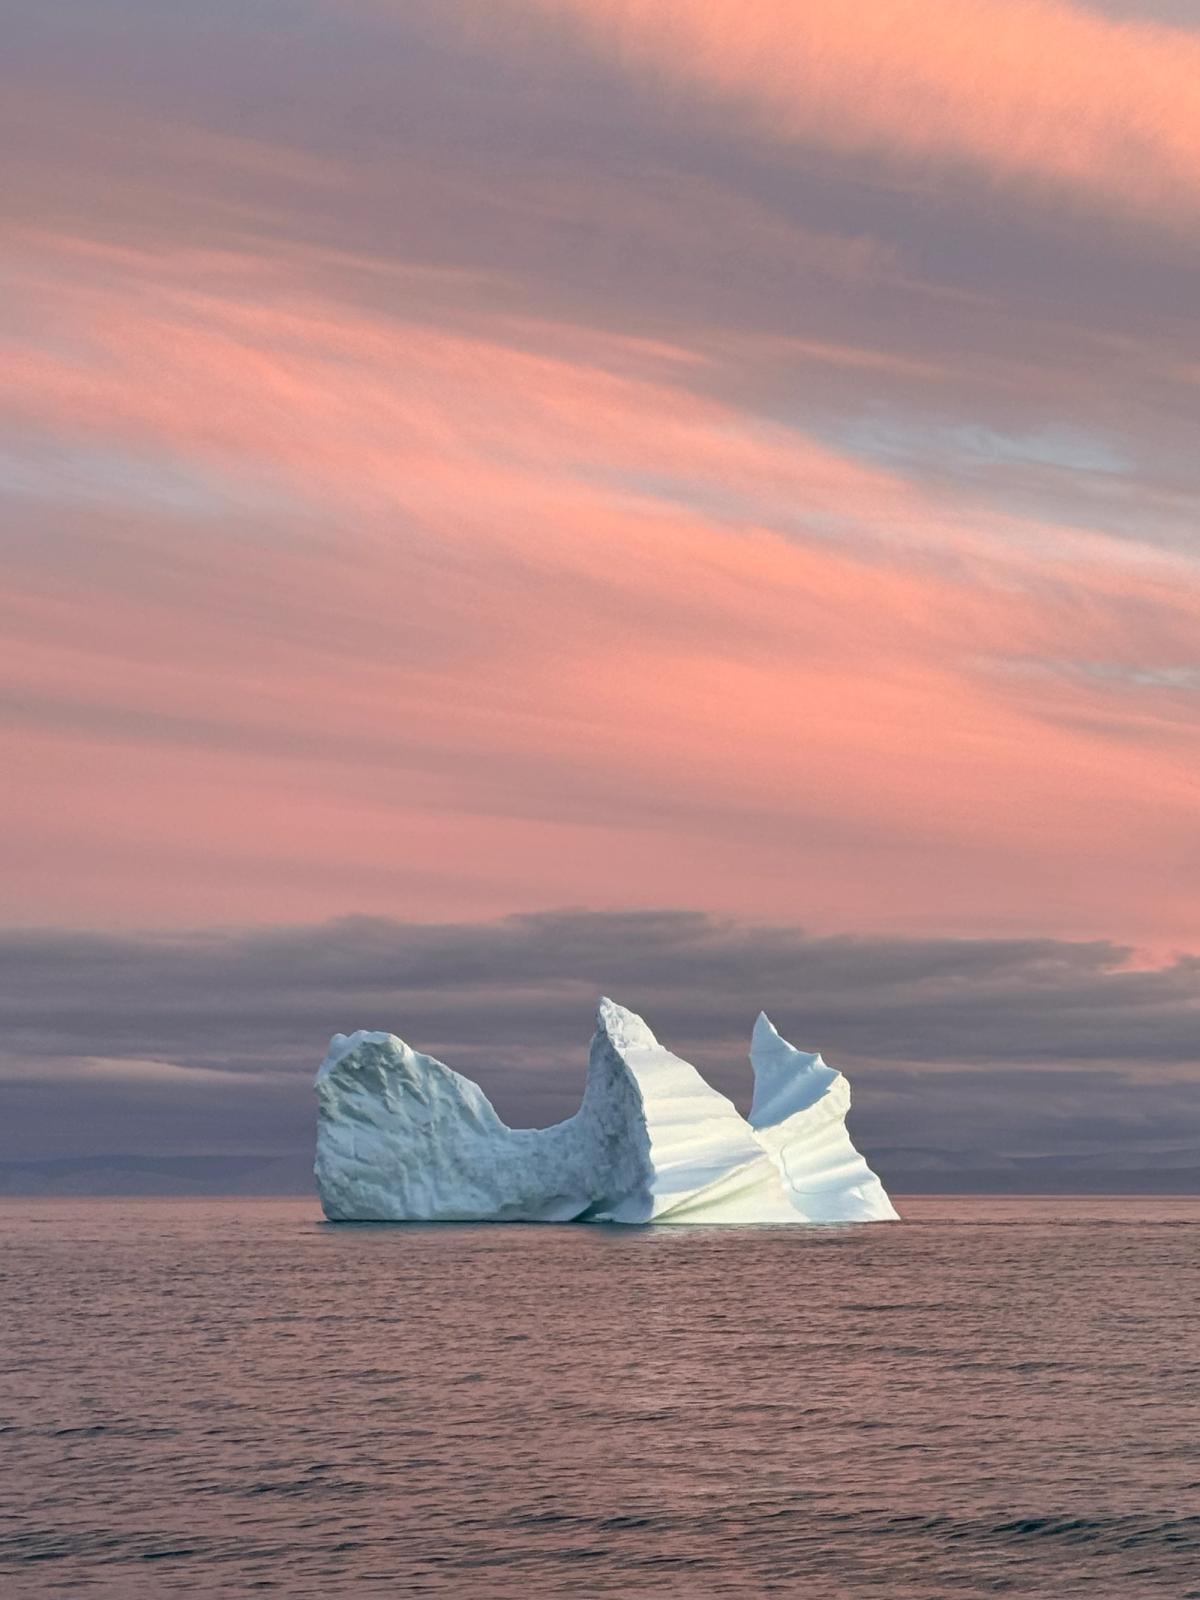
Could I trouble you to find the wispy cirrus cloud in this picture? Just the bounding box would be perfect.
[2,221,1198,942]
[517,0,1200,223]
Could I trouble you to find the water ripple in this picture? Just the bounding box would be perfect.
[1,1193,1197,1597]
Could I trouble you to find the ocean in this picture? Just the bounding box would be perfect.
[3,1195,1197,1597]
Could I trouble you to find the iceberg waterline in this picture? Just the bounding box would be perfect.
[314,997,898,1224]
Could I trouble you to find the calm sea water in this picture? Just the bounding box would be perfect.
[2,1196,1197,1598]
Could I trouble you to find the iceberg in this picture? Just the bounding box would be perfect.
[314,997,897,1224]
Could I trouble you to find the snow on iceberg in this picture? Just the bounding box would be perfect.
[314,997,897,1225]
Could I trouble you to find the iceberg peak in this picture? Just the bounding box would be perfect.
[596,995,658,1052]
[749,1011,838,1128]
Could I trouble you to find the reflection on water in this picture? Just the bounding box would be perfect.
[3,1195,1198,1597]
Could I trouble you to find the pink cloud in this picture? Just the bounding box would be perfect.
[2,232,1198,947]
[518,0,1200,222]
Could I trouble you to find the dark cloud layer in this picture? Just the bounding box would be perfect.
[2,912,1196,1194]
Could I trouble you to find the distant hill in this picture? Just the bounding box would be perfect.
[0,1153,314,1197]
[876,1146,1200,1195]
[1,1149,1196,1197]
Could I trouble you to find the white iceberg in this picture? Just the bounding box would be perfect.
[314,997,897,1224]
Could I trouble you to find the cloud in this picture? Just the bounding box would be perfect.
[3,232,1198,942]
[517,0,1200,224]
[0,1054,290,1086]
[6,4,1200,545]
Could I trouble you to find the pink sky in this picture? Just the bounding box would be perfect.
[3,0,1199,951]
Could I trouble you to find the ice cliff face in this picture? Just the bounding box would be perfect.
[314,998,897,1225]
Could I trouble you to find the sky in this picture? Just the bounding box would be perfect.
[2,0,1198,1192]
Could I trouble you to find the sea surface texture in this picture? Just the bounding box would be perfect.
[3,1196,1197,1598]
